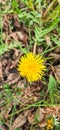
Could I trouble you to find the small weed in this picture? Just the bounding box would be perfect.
[48,75,60,104]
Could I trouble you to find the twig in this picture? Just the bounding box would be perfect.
[33,43,37,55]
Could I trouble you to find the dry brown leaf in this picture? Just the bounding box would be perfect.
[54,65,60,80]
[49,53,60,60]
[7,75,20,85]
[19,85,41,108]
[27,111,34,124]
[51,64,60,81]
[54,47,60,53]
[17,31,28,43]
[4,104,12,120]
[13,48,19,57]
[36,108,44,122]
[45,35,52,47]
[11,114,27,130]
[9,31,28,43]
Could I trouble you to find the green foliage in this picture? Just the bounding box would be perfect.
[23,0,34,10]
[11,0,20,13]
[55,124,60,130]
[14,128,20,130]
[51,36,60,46]
[48,75,57,104]
[48,5,60,21]
[10,0,60,53]
[3,84,12,96]
[0,42,28,56]
[0,43,19,56]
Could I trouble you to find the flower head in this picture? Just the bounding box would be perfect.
[47,117,54,130]
[17,52,46,82]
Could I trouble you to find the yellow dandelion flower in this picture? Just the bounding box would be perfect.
[47,118,54,130]
[17,52,46,82]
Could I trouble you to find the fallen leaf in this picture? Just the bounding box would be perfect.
[27,111,34,124]
[9,31,28,44]
[54,47,60,53]
[45,35,52,47]
[49,53,60,60]
[54,65,60,80]
[11,114,27,130]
